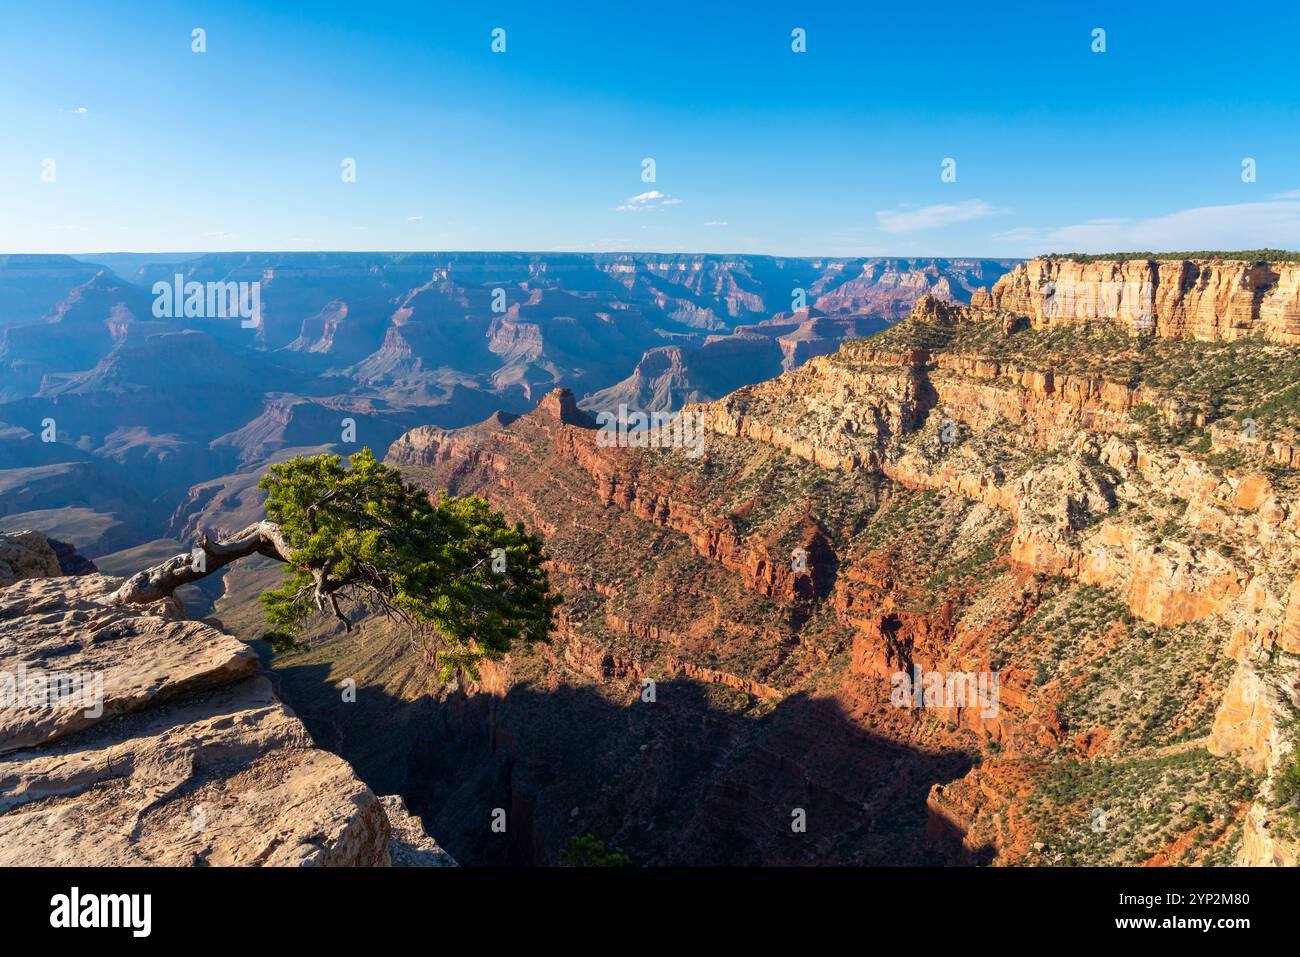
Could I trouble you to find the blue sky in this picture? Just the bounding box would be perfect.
[2,0,1298,257]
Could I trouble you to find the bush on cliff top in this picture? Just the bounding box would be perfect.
[1049,250,1300,263]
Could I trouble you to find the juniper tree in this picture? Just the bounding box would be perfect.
[110,448,559,679]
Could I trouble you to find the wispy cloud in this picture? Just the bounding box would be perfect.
[406,215,424,222]
[703,220,728,226]
[876,199,1005,234]
[616,190,683,212]
[994,194,1300,253]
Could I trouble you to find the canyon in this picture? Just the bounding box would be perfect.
[4,253,1300,867]
[0,253,1009,567]
[366,255,1298,865]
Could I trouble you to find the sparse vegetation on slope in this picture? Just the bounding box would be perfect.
[1052,250,1300,263]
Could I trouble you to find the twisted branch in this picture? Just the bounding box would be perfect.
[107,520,295,607]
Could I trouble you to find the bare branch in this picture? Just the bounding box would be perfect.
[107,520,294,607]
[305,488,341,534]
[327,593,352,632]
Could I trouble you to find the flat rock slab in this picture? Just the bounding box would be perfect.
[0,573,258,753]
[0,675,389,865]
[0,568,450,866]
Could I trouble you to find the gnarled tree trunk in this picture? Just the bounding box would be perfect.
[107,521,293,607]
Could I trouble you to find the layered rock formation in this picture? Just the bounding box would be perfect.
[580,313,895,414]
[0,252,1014,569]
[0,532,453,866]
[366,264,1300,866]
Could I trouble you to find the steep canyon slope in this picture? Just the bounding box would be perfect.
[123,253,1286,869]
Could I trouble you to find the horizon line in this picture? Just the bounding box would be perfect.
[7,248,1299,261]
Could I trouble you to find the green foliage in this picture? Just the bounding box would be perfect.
[1050,250,1300,264]
[1029,748,1256,866]
[558,834,630,867]
[257,448,559,681]
[262,629,304,653]
[1276,757,1300,808]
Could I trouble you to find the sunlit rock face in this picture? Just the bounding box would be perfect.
[0,535,452,867]
[974,257,1300,343]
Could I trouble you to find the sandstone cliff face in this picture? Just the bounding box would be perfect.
[684,296,1300,864]
[974,257,1300,343]
[0,536,454,867]
[699,346,933,471]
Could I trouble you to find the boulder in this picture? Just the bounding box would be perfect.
[0,530,62,587]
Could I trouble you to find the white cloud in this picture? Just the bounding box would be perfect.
[997,195,1300,253]
[875,199,1004,234]
[407,215,424,222]
[616,190,683,212]
[703,220,728,226]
